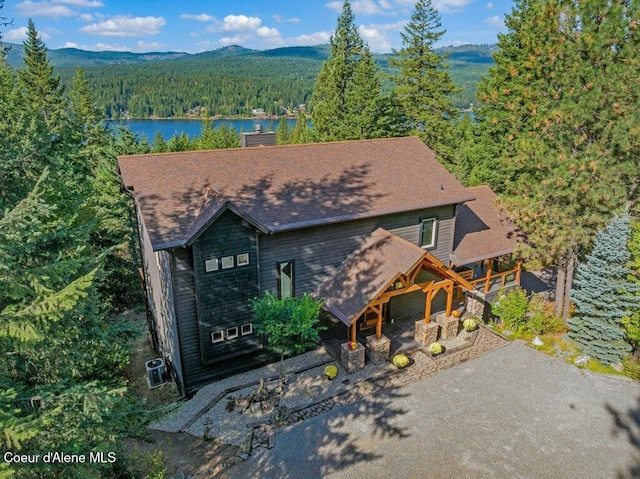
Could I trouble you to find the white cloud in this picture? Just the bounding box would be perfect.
[5,27,51,42]
[53,0,103,6]
[432,0,474,14]
[485,2,494,8]
[181,13,216,22]
[288,31,332,46]
[272,15,300,24]
[16,1,75,17]
[63,41,79,48]
[136,41,164,51]
[484,15,503,26]
[80,15,166,37]
[256,26,280,38]
[358,20,405,52]
[218,35,249,46]
[218,14,262,33]
[78,13,94,21]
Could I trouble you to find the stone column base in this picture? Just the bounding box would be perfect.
[414,320,439,346]
[365,335,391,364]
[340,342,365,373]
[436,314,459,340]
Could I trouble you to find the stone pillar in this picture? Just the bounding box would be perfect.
[436,313,459,340]
[465,293,486,317]
[366,334,391,364]
[414,320,439,346]
[340,342,365,373]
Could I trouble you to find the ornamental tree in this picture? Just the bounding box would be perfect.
[568,215,640,364]
[251,292,324,382]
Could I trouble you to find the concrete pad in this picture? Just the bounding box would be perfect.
[223,342,640,479]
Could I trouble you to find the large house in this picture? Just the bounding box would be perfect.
[118,135,519,397]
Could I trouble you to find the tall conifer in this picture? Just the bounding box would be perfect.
[390,0,458,166]
[568,215,639,364]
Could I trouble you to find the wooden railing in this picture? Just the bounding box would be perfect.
[469,261,522,293]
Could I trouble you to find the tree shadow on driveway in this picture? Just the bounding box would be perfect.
[608,396,640,479]
[224,386,411,479]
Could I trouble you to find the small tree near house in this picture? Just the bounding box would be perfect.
[250,292,324,383]
[568,214,640,365]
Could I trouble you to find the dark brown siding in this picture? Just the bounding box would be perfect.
[136,202,184,391]
[258,206,455,296]
[193,210,261,362]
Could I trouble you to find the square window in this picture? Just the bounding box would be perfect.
[241,323,253,336]
[211,331,224,343]
[221,256,234,269]
[226,327,239,340]
[419,218,437,249]
[205,258,219,272]
[236,253,249,267]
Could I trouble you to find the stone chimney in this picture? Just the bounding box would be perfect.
[241,124,277,147]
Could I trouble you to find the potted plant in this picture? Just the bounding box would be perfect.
[463,318,478,332]
[392,353,410,369]
[324,364,338,380]
[428,342,443,357]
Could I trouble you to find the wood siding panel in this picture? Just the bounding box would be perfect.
[259,206,456,296]
[192,211,262,362]
[136,203,184,391]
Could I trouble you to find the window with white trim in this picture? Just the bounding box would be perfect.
[419,218,437,249]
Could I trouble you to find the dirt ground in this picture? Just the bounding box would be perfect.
[123,311,239,478]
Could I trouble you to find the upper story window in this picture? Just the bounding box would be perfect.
[277,260,295,298]
[419,218,437,249]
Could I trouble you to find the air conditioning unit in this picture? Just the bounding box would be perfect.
[145,358,166,389]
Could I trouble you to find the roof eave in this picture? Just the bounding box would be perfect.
[267,195,476,233]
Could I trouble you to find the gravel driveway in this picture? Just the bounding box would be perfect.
[223,341,640,479]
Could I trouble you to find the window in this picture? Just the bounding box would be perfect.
[419,218,437,249]
[211,331,224,343]
[205,258,219,272]
[221,255,235,269]
[226,327,239,340]
[277,260,295,298]
[241,323,253,336]
[236,253,249,267]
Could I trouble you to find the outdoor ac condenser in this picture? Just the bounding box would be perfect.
[145,358,165,389]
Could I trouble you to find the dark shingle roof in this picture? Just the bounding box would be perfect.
[118,137,474,250]
[450,185,519,265]
[313,228,427,326]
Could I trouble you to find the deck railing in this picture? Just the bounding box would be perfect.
[469,261,522,293]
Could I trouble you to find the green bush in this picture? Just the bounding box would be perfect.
[463,318,478,332]
[324,365,338,380]
[491,288,529,331]
[622,356,640,380]
[428,342,443,356]
[527,295,566,335]
[392,354,410,369]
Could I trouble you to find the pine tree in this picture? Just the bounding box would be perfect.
[311,0,376,141]
[151,131,168,152]
[568,215,640,364]
[390,0,459,165]
[290,109,312,144]
[276,115,291,145]
[344,46,385,139]
[18,19,65,128]
[477,0,640,316]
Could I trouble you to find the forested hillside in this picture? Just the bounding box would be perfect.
[5,41,493,118]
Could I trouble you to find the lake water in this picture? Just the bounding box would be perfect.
[105,118,300,141]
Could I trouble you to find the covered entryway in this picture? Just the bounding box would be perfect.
[314,228,475,346]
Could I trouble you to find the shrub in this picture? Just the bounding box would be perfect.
[527,295,566,335]
[463,318,478,332]
[428,342,443,356]
[324,365,338,380]
[491,287,529,331]
[392,354,410,369]
[622,356,640,380]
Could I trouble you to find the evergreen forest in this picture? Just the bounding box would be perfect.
[4,41,494,118]
[1,0,639,476]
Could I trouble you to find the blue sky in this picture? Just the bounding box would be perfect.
[1,0,512,53]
